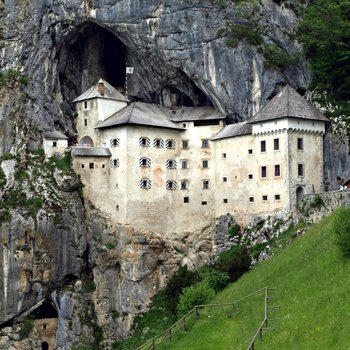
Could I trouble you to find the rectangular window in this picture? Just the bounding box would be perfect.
[297,138,303,150]
[248,174,253,179]
[274,138,280,151]
[202,160,209,168]
[84,101,88,109]
[52,141,57,147]
[260,140,266,152]
[249,197,254,202]
[84,119,88,127]
[180,181,188,190]
[248,149,253,154]
[181,160,188,169]
[222,153,227,159]
[202,139,209,148]
[89,163,94,169]
[202,180,209,189]
[201,201,207,205]
[223,177,227,182]
[274,164,281,177]
[184,197,189,203]
[81,164,85,169]
[262,195,268,201]
[298,163,304,177]
[116,205,119,211]
[182,123,187,128]
[261,166,267,178]
[223,199,228,204]
[275,194,281,200]
[182,140,189,149]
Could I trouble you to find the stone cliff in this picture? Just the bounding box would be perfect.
[0,0,349,349]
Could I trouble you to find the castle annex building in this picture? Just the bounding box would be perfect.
[69,79,328,233]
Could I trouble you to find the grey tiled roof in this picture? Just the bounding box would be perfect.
[72,147,111,157]
[73,79,125,103]
[169,106,226,122]
[211,121,252,141]
[96,102,184,130]
[44,131,68,140]
[249,85,329,123]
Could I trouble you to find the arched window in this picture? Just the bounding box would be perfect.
[166,180,177,190]
[166,160,177,169]
[110,138,120,147]
[166,139,176,149]
[153,138,164,148]
[140,179,152,189]
[139,158,151,168]
[139,137,150,147]
[110,159,120,168]
[79,136,94,147]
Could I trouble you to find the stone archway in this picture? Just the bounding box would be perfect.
[79,135,94,147]
[296,186,304,205]
[41,341,49,350]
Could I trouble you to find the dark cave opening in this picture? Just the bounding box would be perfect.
[58,23,126,110]
[31,302,58,320]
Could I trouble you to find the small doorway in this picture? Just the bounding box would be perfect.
[296,186,304,205]
[41,342,49,350]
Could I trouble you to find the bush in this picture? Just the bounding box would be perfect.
[310,194,324,209]
[199,267,230,292]
[215,245,251,282]
[228,223,241,238]
[333,206,350,258]
[177,281,215,316]
[165,265,199,312]
[19,318,33,340]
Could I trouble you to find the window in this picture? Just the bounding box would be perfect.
[297,138,303,150]
[201,201,207,205]
[222,153,227,159]
[180,180,188,190]
[202,180,209,189]
[249,197,254,202]
[166,139,176,149]
[261,166,267,178]
[139,137,150,147]
[52,141,57,147]
[223,177,227,182]
[42,324,47,330]
[298,163,304,177]
[110,138,120,147]
[182,123,187,128]
[181,160,188,169]
[184,197,189,203]
[84,119,88,127]
[139,157,151,168]
[275,194,281,200]
[166,160,177,169]
[248,149,253,154]
[89,163,94,169]
[102,164,105,169]
[166,180,177,190]
[110,159,120,168]
[84,101,88,109]
[202,139,209,148]
[116,205,119,211]
[153,138,164,148]
[223,199,228,204]
[202,160,209,168]
[182,140,189,149]
[140,178,152,189]
[248,174,253,179]
[274,138,280,151]
[274,164,281,177]
[262,195,268,201]
[81,164,85,169]
[260,140,266,152]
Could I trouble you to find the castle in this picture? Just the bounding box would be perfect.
[59,79,328,233]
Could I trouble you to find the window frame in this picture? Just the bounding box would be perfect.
[297,137,304,151]
[274,164,281,177]
[261,166,267,178]
[273,138,280,151]
[298,163,304,177]
[201,139,209,149]
[260,140,266,153]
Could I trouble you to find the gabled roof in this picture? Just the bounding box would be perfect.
[249,85,329,124]
[96,102,184,131]
[73,79,125,103]
[211,121,252,141]
[72,147,111,157]
[44,131,68,140]
[169,106,226,122]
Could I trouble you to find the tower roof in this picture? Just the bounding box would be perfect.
[73,79,125,103]
[211,121,252,141]
[249,85,329,124]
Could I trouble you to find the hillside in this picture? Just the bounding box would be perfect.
[154,212,350,349]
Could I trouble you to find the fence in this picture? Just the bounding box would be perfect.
[136,287,269,350]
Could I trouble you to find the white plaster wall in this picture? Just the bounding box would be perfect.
[75,99,99,146]
[43,138,68,158]
[97,98,127,121]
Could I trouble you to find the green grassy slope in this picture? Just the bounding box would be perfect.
[157,214,350,350]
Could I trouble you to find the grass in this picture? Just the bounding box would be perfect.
[152,213,350,349]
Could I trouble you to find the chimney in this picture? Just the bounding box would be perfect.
[98,79,105,96]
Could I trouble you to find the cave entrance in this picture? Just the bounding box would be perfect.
[32,302,58,320]
[58,23,126,110]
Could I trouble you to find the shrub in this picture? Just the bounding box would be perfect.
[19,318,33,339]
[333,206,350,258]
[310,194,324,209]
[228,223,241,238]
[215,245,251,282]
[165,265,199,312]
[177,281,215,316]
[199,267,230,292]
[0,210,11,223]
